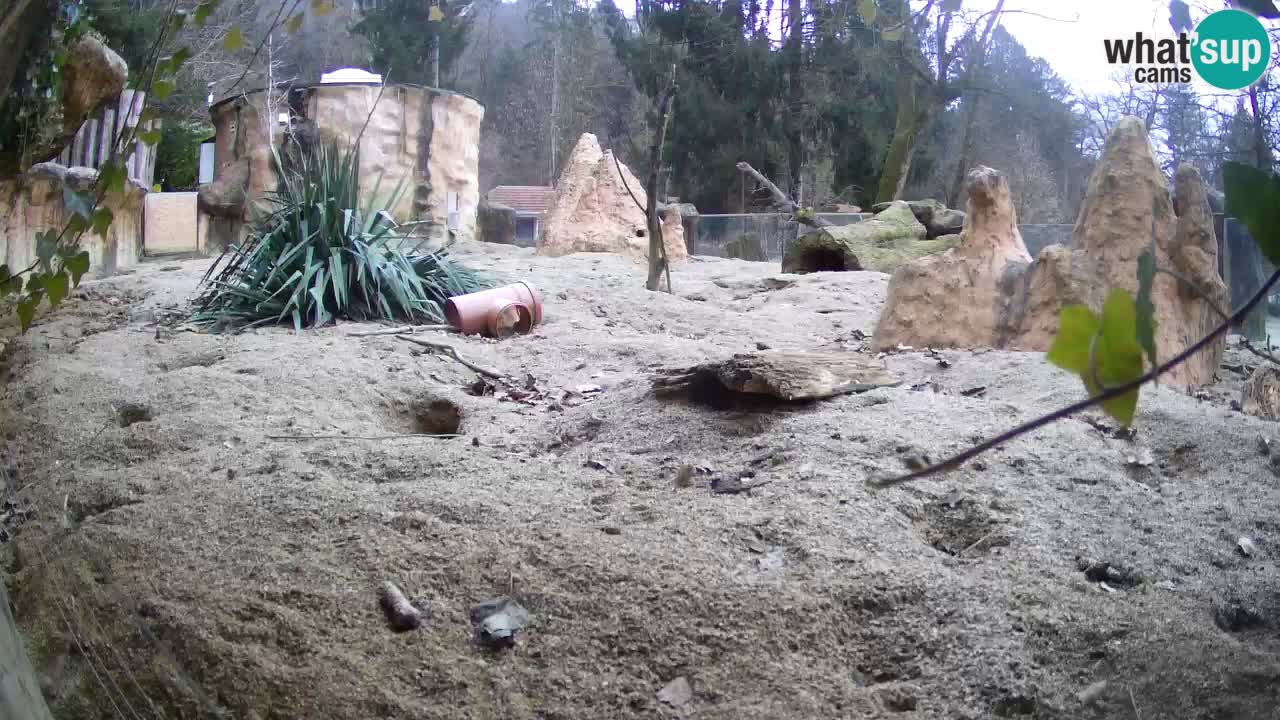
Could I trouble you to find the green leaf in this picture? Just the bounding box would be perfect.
[1046,305,1099,375]
[1135,251,1158,370]
[285,12,304,33]
[168,10,187,31]
[66,251,91,287]
[99,161,126,195]
[0,272,23,297]
[1047,291,1145,427]
[92,207,114,237]
[16,297,37,332]
[167,47,193,74]
[194,1,217,26]
[44,271,69,308]
[224,27,244,52]
[138,129,163,146]
[152,79,175,100]
[1094,288,1145,426]
[1223,161,1280,266]
[881,23,905,41]
[857,0,877,25]
[310,0,333,16]
[63,186,94,219]
[35,231,58,266]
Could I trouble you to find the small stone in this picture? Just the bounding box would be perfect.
[1237,537,1258,558]
[1259,436,1272,456]
[876,685,919,712]
[1075,676,1105,702]
[602,526,622,535]
[657,676,693,706]
[756,341,771,350]
[674,464,695,488]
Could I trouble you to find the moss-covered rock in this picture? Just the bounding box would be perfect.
[782,201,952,274]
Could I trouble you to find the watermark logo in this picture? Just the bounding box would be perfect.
[1102,8,1272,90]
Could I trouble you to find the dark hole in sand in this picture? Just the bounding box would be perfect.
[116,402,153,427]
[411,398,462,435]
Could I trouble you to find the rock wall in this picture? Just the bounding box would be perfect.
[537,133,688,265]
[207,83,484,248]
[872,117,1226,390]
[0,163,143,278]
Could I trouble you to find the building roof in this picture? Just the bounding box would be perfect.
[488,186,556,216]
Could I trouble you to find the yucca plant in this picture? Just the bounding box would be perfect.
[191,140,488,332]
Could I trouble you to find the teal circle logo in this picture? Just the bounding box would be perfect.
[1191,9,1272,90]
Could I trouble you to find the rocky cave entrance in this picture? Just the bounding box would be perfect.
[789,246,856,273]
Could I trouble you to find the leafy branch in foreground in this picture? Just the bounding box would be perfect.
[190,141,488,332]
[872,160,1280,487]
[2,0,327,334]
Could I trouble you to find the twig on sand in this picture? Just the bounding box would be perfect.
[960,529,1000,557]
[396,335,507,380]
[1129,688,1141,720]
[347,324,457,337]
[268,433,462,441]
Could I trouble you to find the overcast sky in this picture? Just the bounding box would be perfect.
[970,0,1173,92]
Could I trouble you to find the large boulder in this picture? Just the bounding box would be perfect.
[477,198,517,245]
[1011,120,1225,388]
[537,133,688,265]
[871,198,965,239]
[872,117,1227,391]
[873,167,1032,350]
[61,35,128,135]
[197,158,249,219]
[782,202,952,274]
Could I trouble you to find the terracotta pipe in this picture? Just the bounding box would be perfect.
[445,283,544,337]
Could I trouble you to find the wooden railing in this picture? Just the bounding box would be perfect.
[54,89,158,188]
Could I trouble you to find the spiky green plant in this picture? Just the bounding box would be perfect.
[192,141,488,331]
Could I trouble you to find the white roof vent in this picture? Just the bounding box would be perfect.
[319,68,383,84]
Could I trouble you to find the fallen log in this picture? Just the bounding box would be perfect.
[654,350,899,405]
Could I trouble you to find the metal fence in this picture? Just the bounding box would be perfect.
[691,213,869,259]
[1221,215,1275,342]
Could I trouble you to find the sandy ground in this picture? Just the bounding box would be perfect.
[3,240,1280,720]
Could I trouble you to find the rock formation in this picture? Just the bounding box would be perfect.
[872,117,1227,391]
[61,36,128,136]
[477,199,517,245]
[536,134,687,265]
[871,199,966,239]
[782,202,955,274]
[872,167,1031,350]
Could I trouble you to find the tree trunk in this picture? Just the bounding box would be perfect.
[783,0,804,202]
[876,72,918,204]
[946,90,982,208]
[1249,85,1272,171]
[0,0,53,143]
[645,67,677,292]
[1,580,54,720]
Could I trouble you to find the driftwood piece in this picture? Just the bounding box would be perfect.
[735,162,833,229]
[1242,366,1280,421]
[653,350,899,403]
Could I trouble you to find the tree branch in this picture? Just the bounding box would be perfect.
[735,162,833,228]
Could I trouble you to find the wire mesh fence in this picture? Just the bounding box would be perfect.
[690,213,870,260]
[1222,216,1276,342]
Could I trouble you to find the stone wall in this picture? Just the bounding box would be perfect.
[0,163,143,278]
[207,83,484,248]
